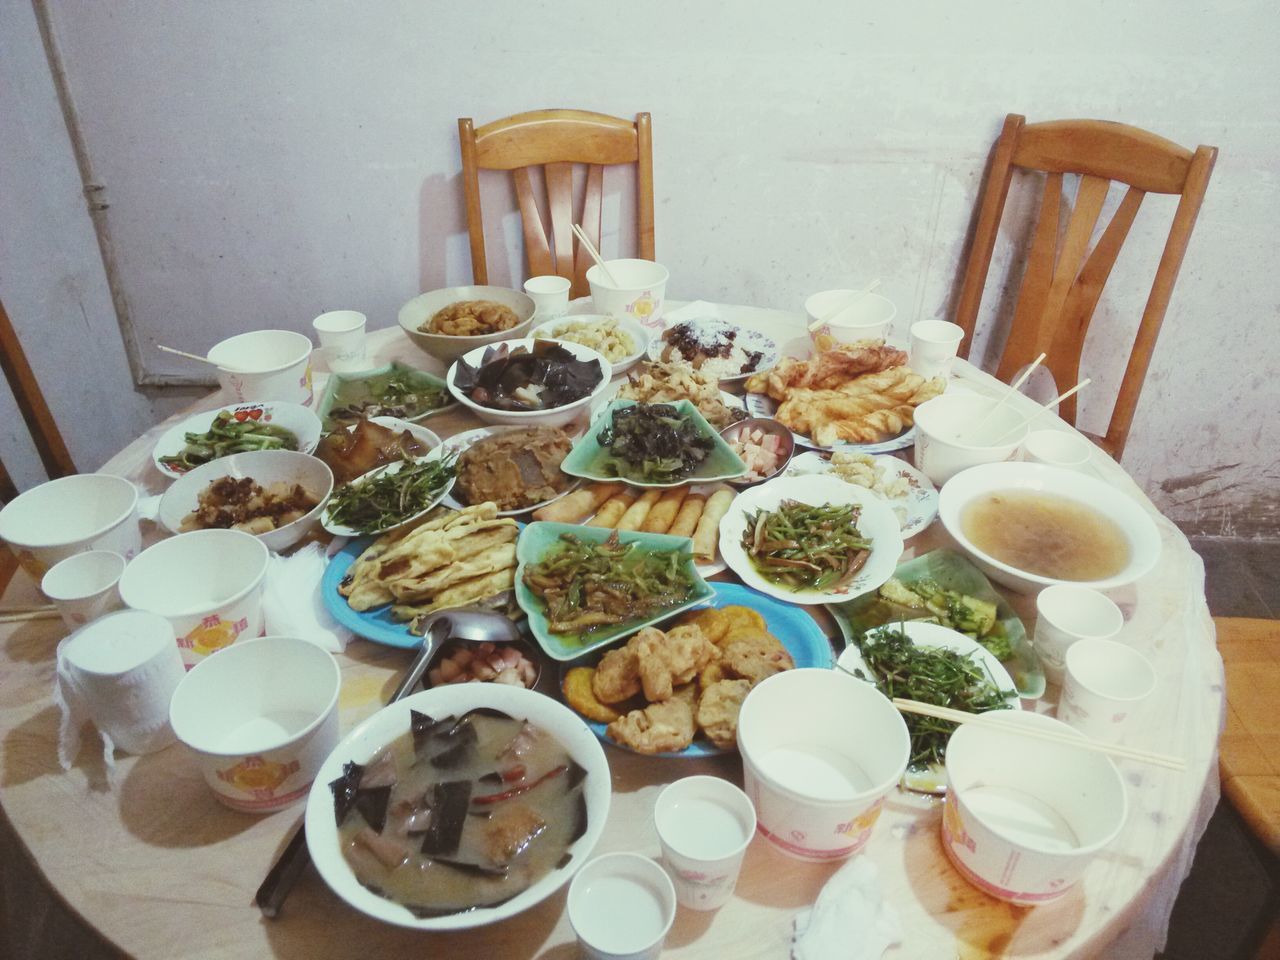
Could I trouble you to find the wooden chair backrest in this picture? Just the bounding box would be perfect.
[953,114,1217,458]
[458,109,655,298]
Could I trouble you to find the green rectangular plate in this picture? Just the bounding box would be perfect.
[316,362,454,433]
[559,398,747,488]
[826,548,1045,699]
[515,521,715,661]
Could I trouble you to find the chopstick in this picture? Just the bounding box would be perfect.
[991,378,1092,444]
[958,352,1046,442]
[891,698,1186,771]
[571,224,620,286]
[157,345,247,373]
[808,279,882,333]
[0,608,61,623]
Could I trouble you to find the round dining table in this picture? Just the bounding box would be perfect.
[0,301,1224,960]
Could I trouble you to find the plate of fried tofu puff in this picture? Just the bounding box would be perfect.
[558,583,833,757]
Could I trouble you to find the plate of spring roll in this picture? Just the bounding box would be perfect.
[526,479,737,577]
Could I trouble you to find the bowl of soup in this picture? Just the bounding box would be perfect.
[937,462,1162,594]
[305,683,610,930]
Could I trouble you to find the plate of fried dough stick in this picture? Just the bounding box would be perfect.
[558,583,832,757]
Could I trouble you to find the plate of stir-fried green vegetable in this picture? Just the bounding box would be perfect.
[152,401,322,479]
[321,447,457,537]
[718,475,903,604]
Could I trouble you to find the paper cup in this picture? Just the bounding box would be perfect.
[908,320,964,379]
[1023,429,1093,470]
[523,275,571,321]
[312,310,368,373]
[118,529,269,669]
[60,610,184,755]
[1034,585,1124,683]
[1059,638,1156,742]
[41,550,126,629]
[737,669,909,861]
[805,290,896,344]
[654,775,755,910]
[943,710,1126,904]
[207,330,314,406]
[912,392,1028,485]
[169,635,341,813]
[568,853,677,960]
[587,259,668,330]
[0,473,141,579]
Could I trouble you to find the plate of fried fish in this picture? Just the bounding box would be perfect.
[558,584,832,757]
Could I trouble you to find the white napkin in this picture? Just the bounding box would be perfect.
[793,856,902,960]
[261,542,352,652]
[135,492,162,522]
[52,636,118,776]
[659,300,722,329]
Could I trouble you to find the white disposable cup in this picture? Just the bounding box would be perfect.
[912,393,1028,485]
[312,310,368,373]
[1023,429,1093,470]
[0,473,141,579]
[118,529,269,670]
[1034,584,1124,684]
[654,775,756,910]
[41,550,126,630]
[60,609,184,755]
[587,259,669,330]
[1059,638,1156,742]
[568,853,676,960]
[207,330,314,406]
[805,290,897,344]
[943,710,1126,905]
[908,320,965,379]
[523,275,572,320]
[737,669,909,861]
[169,635,341,813]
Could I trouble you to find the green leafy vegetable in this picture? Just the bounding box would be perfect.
[325,370,448,429]
[326,456,455,533]
[876,578,1012,660]
[596,403,713,483]
[742,500,872,592]
[158,411,299,472]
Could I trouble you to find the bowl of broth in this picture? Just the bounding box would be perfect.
[304,683,610,930]
[937,462,1162,594]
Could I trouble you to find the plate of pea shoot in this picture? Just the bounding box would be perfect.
[321,446,457,537]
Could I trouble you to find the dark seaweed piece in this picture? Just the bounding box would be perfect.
[429,857,510,879]
[468,809,493,819]
[410,710,445,753]
[429,719,478,769]
[556,852,574,870]
[457,707,514,723]
[330,761,364,827]
[565,760,587,790]
[568,791,589,844]
[421,780,473,856]
[478,771,504,786]
[451,341,602,412]
[354,785,393,834]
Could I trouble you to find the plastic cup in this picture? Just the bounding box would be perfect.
[1059,638,1156,742]
[312,310,368,373]
[908,320,965,379]
[1034,584,1125,684]
[41,550,126,629]
[1023,429,1094,470]
[912,393,1028,485]
[805,290,896,344]
[654,775,755,910]
[737,669,909,861]
[568,853,676,960]
[587,259,669,330]
[168,636,341,813]
[207,330,314,406]
[523,275,571,321]
[0,473,141,579]
[943,710,1126,904]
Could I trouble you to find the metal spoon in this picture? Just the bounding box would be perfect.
[254,609,523,918]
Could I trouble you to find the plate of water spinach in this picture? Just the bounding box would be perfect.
[322,446,457,537]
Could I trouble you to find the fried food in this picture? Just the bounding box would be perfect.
[678,607,729,644]
[617,361,746,429]
[716,607,766,642]
[692,485,735,561]
[744,338,906,394]
[696,679,752,749]
[425,299,520,336]
[607,697,696,754]
[633,624,718,701]
[531,482,620,523]
[592,646,642,704]
[721,633,795,684]
[563,667,625,723]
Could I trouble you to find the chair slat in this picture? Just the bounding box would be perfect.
[0,299,75,483]
[998,172,1062,383]
[545,162,576,282]
[573,164,605,298]
[513,167,554,279]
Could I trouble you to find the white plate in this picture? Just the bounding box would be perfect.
[646,319,779,384]
[742,392,917,455]
[532,314,650,377]
[439,425,583,518]
[835,621,1021,794]
[783,451,938,539]
[718,474,903,605]
[152,401,322,480]
[321,445,456,537]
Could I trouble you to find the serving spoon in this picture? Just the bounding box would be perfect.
[254,609,524,918]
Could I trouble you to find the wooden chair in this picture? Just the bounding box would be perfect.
[458,109,655,298]
[953,114,1217,458]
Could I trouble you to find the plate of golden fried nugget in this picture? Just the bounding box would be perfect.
[558,583,833,757]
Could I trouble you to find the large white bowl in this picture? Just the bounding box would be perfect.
[152,401,323,480]
[0,473,141,578]
[398,286,537,366]
[208,330,315,406]
[446,337,612,428]
[912,391,1028,486]
[718,475,904,605]
[938,461,1162,594]
[531,313,650,377]
[586,259,669,329]
[305,683,611,931]
[157,450,334,553]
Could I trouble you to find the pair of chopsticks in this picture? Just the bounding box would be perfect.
[807,279,882,334]
[156,345,249,374]
[571,224,619,286]
[958,351,1091,444]
[0,605,59,624]
[892,697,1186,772]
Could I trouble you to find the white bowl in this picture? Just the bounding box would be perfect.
[587,259,669,330]
[0,473,141,579]
[157,450,334,553]
[169,635,341,813]
[938,461,1162,594]
[152,401,323,480]
[41,550,126,629]
[208,330,314,406]
[804,290,897,344]
[118,528,270,669]
[446,337,612,428]
[912,392,1028,486]
[305,682,611,931]
[398,286,537,366]
[718,475,904,605]
[531,314,650,377]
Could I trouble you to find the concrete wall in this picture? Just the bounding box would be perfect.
[4,0,1277,535]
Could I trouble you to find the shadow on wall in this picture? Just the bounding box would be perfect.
[418,167,527,294]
